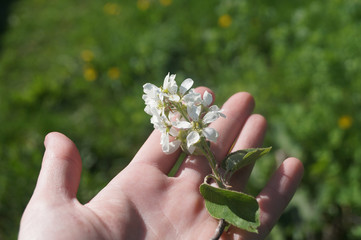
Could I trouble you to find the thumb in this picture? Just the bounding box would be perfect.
[33,132,82,202]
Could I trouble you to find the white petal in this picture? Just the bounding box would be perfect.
[210,106,226,118]
[143,83,158,93]
[183,90,202,105]
[163,73,170,89]
[169,73,176,82]
[187,105,201,121]
[168,94,180,102]
[209,105,220,111]
[203,111,219,124]
[187,131,200,148]
[150,115,160,126]
[188,145,196,154]
[218,111,226,118]
[150,107,161,118]
[179,78,194,95]
[151,117,165,131]
[168,74,178,94]
[167,140,181,154]
[144,105,152,115]
[202,127,219,142]
[150,109,169,131]
[173,121,192,129]
[203,90,213,107]
[169,127,179,137]
[169,84,178,95]
[160,132,168,143]
[168,111,180,122]
[161,133,170,153]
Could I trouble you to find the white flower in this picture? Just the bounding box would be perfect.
[162,73,177,94]
[183,89,202,106]
[160,73,180,102]
[149,107,170,131]
[182,127,218,154]
[150,108,181,154]
[143,83,162,115]
[143,73,226,155]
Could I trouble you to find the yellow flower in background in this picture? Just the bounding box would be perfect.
[104,3,121,15]
[338,115,353,130]
[218,14,232,28]
[81,50,94,62]
[84,67,97,81]
[107,67,120,80]
[160,0,172,6]
[137,0,150,11]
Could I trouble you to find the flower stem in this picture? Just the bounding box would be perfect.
[211,219,227,240]
[174,102,190,122]
[200,139,225,188]
[199,139,228,239]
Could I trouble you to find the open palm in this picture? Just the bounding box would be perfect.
[19,92,303,240]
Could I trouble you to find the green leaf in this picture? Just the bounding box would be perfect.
[199,183,260,233]
[222,147,272,180]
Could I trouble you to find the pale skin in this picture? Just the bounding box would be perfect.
[19,91,304,240]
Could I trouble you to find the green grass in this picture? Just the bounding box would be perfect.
[1,0,361,239]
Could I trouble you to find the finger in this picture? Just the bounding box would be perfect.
[257,158,304,237]
[32,132,82,202]
[228,114,267,191]
[176,92,255,183]
[234,157,304,239]
[212,92,255,161]
[131,87,212,175]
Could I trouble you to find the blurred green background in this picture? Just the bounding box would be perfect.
[1,0,361,239]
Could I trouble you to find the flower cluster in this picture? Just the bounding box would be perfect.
[143,73,226,154]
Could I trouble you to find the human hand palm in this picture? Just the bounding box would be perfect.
[19,92,303,240]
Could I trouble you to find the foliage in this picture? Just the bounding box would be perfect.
[0,0,361,239]
[222,147,272,182]
[200,183,260,233]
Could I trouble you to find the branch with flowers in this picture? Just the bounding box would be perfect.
[143,73,271,239]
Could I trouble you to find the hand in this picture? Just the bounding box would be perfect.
[19,91,303,240]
